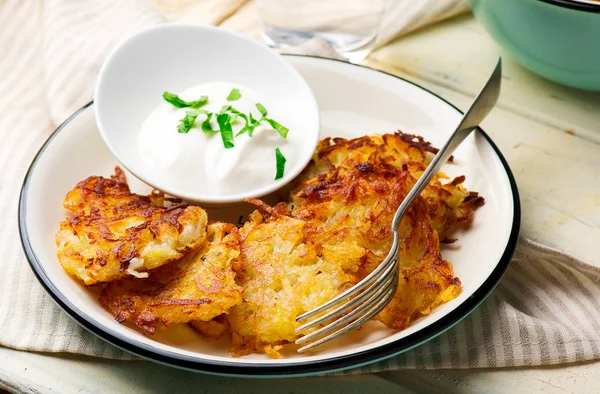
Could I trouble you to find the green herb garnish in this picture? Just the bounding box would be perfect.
[216,113,235,148]
[221,105,246,119]
[249,112,259,125]
[177,110,199,134]
[222,106,252,136]
[164,93,289,163]
[163,92,208,108]
[201,113,213,133]
[275,147,286,180]
[235,127,249,137]
[264,118,289,138]
[249,104,289,138]
[245,113,260,137]
[226,88,242,101]
[256,103,268,117]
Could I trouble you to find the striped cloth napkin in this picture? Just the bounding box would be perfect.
[2,0,600,372]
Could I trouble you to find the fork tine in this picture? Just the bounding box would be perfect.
[297,275,398,353]
[296,232,400,323]
[295,264,398,347]
[295,255,399,334]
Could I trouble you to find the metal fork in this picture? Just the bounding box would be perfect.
[294,58,503,353]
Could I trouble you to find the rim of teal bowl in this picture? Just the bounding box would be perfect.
[536,0,600,12]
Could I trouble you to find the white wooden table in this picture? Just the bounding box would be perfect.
[3,8,600,394]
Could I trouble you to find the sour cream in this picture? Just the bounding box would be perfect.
[138,82,297,197]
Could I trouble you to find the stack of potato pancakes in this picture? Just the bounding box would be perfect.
[56,132,483,358]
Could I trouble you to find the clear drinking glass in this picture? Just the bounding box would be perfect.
[257,0,386,63]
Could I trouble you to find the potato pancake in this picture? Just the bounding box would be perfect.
[56,167,207,285]
[291,133,484,242]
[226,208,362,358]
[290,133,482,330]
[99,223,243,334]
[226,132,483,357]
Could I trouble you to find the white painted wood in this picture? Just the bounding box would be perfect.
[0,346,410,394]
[1,345,598,394]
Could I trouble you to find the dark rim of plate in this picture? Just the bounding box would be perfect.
[18,55,521,378]
[536,0,600,12]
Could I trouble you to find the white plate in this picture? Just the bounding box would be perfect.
[19,55,520,377]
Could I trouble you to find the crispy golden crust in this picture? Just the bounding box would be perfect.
[227,132,482,357]
[291,133,478,330]
[361,197,461,330]
[290,133,484,241]
[55,167,207,285]
[226,210,360,357]
[99,223,243,334]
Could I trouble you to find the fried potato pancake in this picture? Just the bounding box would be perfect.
[291,133,484,242]
[227,132,483,357]
[99,223,243,334]
[56,167,207,285]
[290,133,483,330]
[226,208,361,357]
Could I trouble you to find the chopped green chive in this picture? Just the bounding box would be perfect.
[201,113,213,133]
[224,107,250,135]
[256,103,268,117]
[264,118,289,138]
[163,92,208,108]
[216,113,235,149]
[226,88,242,101]
[252,104,288,137]
[275,148,286,180]
[164,92,189,108]
[249,112,259,125]
[222,106,246,120]
[177,111,199,134]
[248,125,258,137]
[164,92,289,168]
[246,113,260,137]
[238,122,259,137]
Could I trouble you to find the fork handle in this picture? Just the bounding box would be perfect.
[391,59,502,231]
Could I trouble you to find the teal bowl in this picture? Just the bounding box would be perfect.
[469,0,600,90]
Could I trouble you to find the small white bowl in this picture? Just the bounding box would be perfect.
[94,24,320,204]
